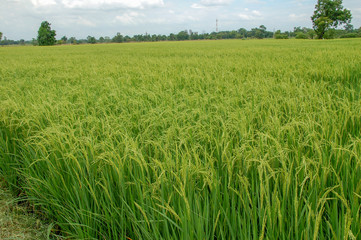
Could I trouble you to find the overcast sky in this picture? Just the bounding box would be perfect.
[1,0,360,40]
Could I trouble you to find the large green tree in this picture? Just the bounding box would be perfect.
[311,0,352,39]
[37,21,56,46]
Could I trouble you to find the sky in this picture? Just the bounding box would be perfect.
[1,0,361,40]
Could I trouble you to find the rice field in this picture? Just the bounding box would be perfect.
[0,39,361,239]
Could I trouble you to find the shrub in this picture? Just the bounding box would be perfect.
[295,32,308,39]
[340,33,358,38]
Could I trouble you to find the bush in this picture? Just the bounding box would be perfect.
[274,34,288,39]
[324,29,336,39]
[295,32,308,39]
[340,33,358,38]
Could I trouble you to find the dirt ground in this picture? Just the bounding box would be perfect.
[0,181,51,240]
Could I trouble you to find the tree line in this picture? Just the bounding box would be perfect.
[1,24,360,46]
[1,0,359,46]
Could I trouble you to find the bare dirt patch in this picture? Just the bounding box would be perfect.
[0,181,51,240]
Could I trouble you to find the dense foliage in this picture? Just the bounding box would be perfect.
[1,39,361,239]
[1,24,360,46]
[311,0,352,39]
[37,21,56,46]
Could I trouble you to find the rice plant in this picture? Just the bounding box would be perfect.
[0,39,361,239]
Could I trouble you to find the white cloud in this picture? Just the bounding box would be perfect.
[115,11,144,25]
[252,10,261,16]
[191,3,206,9]
[289,13,307,21]
[31,0,56,7]
[191,0,232,8]
[238,14,251,20]
[200,0,232,6]
[244,0,264,4]
[77,16,96,27]
[61,0,164,9]
[238,9,263,20]
[354,8,361,14]
[291,0,307,7]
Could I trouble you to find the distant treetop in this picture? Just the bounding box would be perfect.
[37,21,56,46]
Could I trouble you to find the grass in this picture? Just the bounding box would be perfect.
[0,39,361,239]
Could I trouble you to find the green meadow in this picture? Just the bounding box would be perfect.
[0,39,361,239]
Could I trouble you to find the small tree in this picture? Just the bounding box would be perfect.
[176,30,189,41]
[295,32,308,39]
[274,30,289,39]
[0,32,2,41]
[32,38,38,46]
[68,37,77,44]
[238,28,247,39]
[87,36,96,44]
[311,0,352,39]
[37,21,56,46]
[104,36,111,43]
[344,23,354,32]
[61,36,68,43]
[308,30,316,39]
[112,32,124,43]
